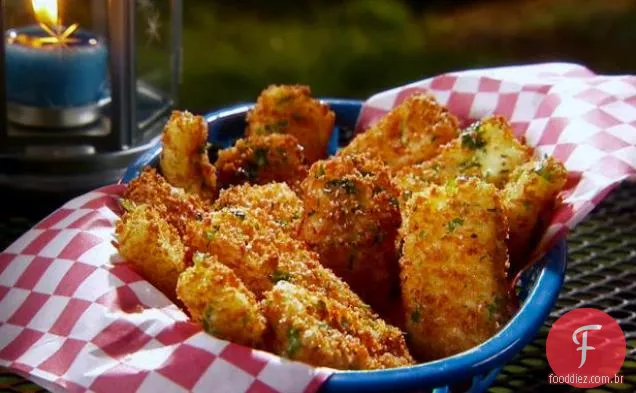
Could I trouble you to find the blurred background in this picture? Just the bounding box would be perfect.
[179,0,636,112]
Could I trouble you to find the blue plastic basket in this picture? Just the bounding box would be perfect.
[120,100,567,393]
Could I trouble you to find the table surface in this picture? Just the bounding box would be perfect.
[0,182,634,393]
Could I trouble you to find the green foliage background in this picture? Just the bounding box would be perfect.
[174,0,636,112]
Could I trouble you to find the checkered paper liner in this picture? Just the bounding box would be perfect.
[357,62,636,270]
[0,185,329,393]
[0,63,635,393]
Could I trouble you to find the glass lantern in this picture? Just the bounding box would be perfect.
[0,0,182,192]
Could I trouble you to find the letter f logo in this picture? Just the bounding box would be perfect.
[573,324,602,368]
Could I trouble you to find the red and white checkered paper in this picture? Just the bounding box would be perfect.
[358,62,636,267]
[0,185,329,393]
[1,63,635,393]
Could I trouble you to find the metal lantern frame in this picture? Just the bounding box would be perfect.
[0,0,182,192]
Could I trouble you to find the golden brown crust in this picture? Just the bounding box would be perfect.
[115,204,186,301]
[184,207,371,314]
[394,115,533,207]
[160,111,217,198]
[246,85,335,163]
[298,153,401,317]
[501,155,567,267]
[340,94,459,171]
[123,167,210,236]
[214,182,303,235]
[177,253,266,346]
[399,178,513,360]
[215,134,308,192]
[262,282,414,370]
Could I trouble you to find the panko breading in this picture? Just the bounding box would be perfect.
[394,115,533,206]
[185,207,372,313]
[262,282,414,370]
[502,156,567,267]
[123,167,210,236]
[214,183,303,235]
[246,85,335,163]
[215,134,308,192]
[160,111,217,197]
[298,153,401,315]
[339,93,459,171]
[176,252,266,346]
[115,204,186,301]
[400,178,513,361]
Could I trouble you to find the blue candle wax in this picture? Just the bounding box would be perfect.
[4,25,108,108]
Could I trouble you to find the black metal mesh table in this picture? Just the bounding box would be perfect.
[0,182,634,393]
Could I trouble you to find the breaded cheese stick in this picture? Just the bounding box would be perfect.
[214,182,303,235]
[501,155,567,265]
[177,252,266,346]
[394,115,532,206]
[399,178,513,360]
[215,134,308,192]
[160,111,217,197]
[298,153,402,315]
[339,93,459,170]
[262,281,414,370]
[115,204,186,301]
[246,85,335,163]
[185,207,371,313]
[123,167,210,236]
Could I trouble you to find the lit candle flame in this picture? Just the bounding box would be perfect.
[12,0,82,47]
[31,0,59,28]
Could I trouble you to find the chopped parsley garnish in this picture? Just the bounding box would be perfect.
[461,125,486,150]
[202,305,216,335]
[534,161,554,182]
[389,196,399,207]
[204,226,218,241]
[286,327,302,357]
[446,178,458,193]
[431,163,441,173]
[447,217,465,232]
[264,120,289,134]
[522,199,532,210]
[359,170,373,177]
[120,199,135,213]
[277,94,294,105]
[270,269,292,283]
[487,296,505,320]
[459,158,481,171]
[193,252,208,265]
[315,165,326,178]
[410,306,422,324]
[326,178,357,195]
[199,141,213,155]
[253,147,269,168]
[229,208,246,220]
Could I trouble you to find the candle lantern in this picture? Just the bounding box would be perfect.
[0,0,182,193]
